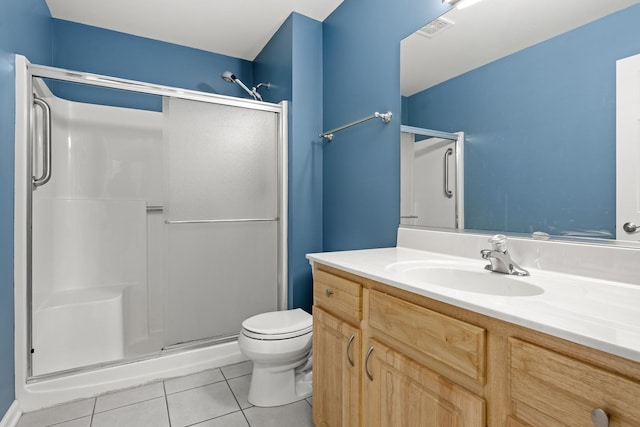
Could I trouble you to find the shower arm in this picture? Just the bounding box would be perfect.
[234,78,261,101]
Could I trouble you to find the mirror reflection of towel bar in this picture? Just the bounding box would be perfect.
[165,217,278,225]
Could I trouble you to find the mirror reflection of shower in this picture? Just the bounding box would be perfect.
[221,70,270,101]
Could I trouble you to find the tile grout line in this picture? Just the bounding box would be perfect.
[162,381,172,427]
[240,407,252,427]
[224,376,252,427]
[92,395,165,416]
[90,398,97,426]
[34,399,97,427]
[164,369,226,396]
[42,413,94,427]
[181,409,246,427]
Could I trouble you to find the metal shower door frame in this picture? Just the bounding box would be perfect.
[20,62,288,380]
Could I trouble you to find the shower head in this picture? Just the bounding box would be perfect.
[221,70,258,100]
[221,71,236,83]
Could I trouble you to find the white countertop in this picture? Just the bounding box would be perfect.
[307,247,640,363]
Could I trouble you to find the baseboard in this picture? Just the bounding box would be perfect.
[0,401,21,427]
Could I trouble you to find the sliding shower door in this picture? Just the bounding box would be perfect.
[26,65,286,378]
[163,98,281,346]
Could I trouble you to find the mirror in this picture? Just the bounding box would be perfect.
[400,0,640,242]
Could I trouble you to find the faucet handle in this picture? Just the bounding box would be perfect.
[488,234,507,252]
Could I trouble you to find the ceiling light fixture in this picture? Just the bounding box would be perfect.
[443,0,484,10]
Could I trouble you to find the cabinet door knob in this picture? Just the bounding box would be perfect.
[346,334,355,367]
[591,408,609,427]
[365,346,374,381]
[325,288,334,297]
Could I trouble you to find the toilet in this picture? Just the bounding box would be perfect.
[238,308,313,407]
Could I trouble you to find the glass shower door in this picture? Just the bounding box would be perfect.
[163,98,281,347]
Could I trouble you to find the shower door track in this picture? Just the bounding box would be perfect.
[20,60,289,381]
[26,334,240,384]
[27,64,282,113]
[160,334,239,354]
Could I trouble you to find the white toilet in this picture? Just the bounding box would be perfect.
[238,308,313,407]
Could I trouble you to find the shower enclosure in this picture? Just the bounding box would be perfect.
[400,126,464,229]
[14,56,287,409]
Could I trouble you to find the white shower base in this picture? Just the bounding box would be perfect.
[18,341,245,412]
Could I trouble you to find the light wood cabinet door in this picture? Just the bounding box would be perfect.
[363,339,485,427]
[510,338,640,427]
[312,307,361,427]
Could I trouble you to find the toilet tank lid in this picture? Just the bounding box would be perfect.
[242,308,312,335]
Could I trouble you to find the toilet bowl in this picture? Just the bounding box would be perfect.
[238,308,313,407]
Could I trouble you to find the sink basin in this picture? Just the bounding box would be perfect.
[385,260,544,297]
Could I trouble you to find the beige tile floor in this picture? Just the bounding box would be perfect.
[16,361,313,427]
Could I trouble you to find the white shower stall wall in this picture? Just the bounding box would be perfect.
[31,83,164,375]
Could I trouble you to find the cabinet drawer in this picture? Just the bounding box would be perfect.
[313,269,362,325]
[368,289,486,383]
[510,338,640,427]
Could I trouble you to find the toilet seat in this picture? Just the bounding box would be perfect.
[241,308,312,341]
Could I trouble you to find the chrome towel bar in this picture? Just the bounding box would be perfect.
[165,217,278,225]
[320,111,392,142]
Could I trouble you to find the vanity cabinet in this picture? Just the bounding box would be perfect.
[508,338,640,427]
[312,265,484,426]
[311,263,640,427]
[312,269,363,427]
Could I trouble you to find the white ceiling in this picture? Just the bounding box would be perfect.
[401,0,639,96]
[45,0,344,61]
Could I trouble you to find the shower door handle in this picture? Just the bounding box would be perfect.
[444,148,453,198]
[33,97,52,188]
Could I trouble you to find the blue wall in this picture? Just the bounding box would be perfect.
[254,13,323,312]
[254,16,294,105]
[288,15,323,312]
[407,5,640,238]
[322,0,450,251]
[0,0,52,415]
[51,19,254,109]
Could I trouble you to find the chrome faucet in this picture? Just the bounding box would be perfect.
[480,234,530,276]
